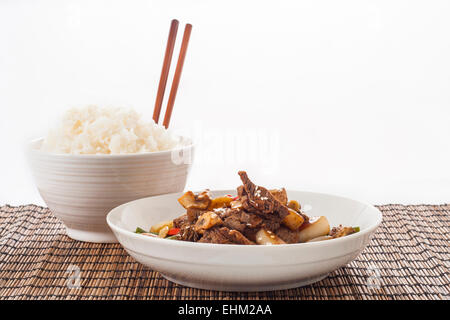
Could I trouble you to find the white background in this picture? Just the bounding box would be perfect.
[1,0,449,206]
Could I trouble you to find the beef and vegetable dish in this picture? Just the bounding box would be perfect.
[135,171,359,244]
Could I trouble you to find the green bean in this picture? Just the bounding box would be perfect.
[135,227,147,234]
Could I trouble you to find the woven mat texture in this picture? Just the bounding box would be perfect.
[0,204,449,300]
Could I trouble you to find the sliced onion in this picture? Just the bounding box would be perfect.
[255,229,286,245]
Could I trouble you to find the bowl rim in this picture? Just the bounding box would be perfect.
[27,137,194,159]
[106,189,383,251]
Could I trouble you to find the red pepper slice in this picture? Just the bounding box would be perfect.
[226,194,233,198]
[167,228,180,236]
[232,196,239,201]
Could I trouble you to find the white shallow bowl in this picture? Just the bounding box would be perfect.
[27,138,194,243]
[107,189,382,291]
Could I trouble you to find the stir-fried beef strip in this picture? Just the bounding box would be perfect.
[329,225,356,238]
[237,171,289,219]
[269,188,288,205]
[173,214,188,228]
[275,226,300,244]
[222,211,250,233]
[228,228,255,245]
[198,226,255,245]
[173,214,201,242]
[198,227,233,244]
[221,210,280,242]
[186,207,205,223]
[179,225,200,242]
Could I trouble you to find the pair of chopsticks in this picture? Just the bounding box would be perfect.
[153,19,192,128]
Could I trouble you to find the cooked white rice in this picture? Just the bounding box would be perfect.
[41,105,182,154]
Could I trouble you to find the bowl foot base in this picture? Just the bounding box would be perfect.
[160,273,329,292]
[66,227,118,243]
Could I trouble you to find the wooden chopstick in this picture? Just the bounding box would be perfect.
[152,19,179,124]
[162,23,193,129]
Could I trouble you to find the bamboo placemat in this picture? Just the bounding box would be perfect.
[0,204,448,300]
